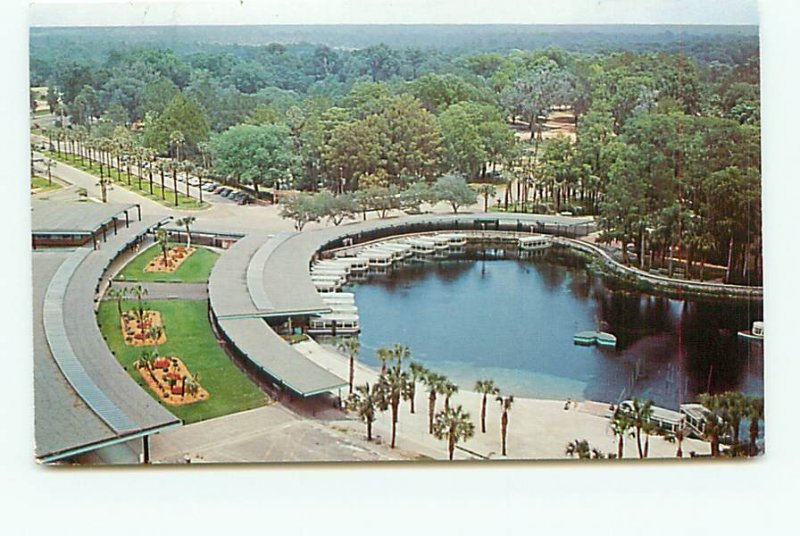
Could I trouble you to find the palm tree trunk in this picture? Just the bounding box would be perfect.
[449,436,455,461]
[348,357,354,394]
[428,393,436,434]
[481,395,487,434]
[367,420,372,441]
[501,413,508,456]
[636,427,644,458]
[391,411,397,448]
[618,435,624,459]
[410,385,415,414]
[749,420,759,456]
[173,170,179,206]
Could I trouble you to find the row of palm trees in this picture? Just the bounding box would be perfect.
[604,392,764,460]
[40,125,214,206]
[340,340,515,460]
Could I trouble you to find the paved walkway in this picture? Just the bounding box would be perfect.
[110,281,208,300]
[150,404,404,463]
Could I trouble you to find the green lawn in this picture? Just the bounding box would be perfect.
[31,174,61,193]
[116,243,220,283]
[44,150,208,210]
[98,299,267,424]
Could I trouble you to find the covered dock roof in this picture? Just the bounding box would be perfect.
[33,215,179,463]
[31,199,139,234]
[216,317,347,397]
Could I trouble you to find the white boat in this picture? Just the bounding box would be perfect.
[406,237,436,256]
[308,313,360,335]
[330,256,368,272]
[368,245,406,262]
[310,272,347,285]
[437,233,468,247]
[310,267,349,280]
[320,292,356,305]
[327,303,358,314]
[619,400,684,434]
[519,235,553,251]
[737,321,764,341]
[312,279,340,293]
[361,249,394,267]
[377,242,414,258]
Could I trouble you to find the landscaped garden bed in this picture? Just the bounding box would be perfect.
[115,243,219,283]
[121,309,167,346]
[145,245,196,273]
[134,355,209,406]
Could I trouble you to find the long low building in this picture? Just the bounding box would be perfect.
[33,211,179,464]
[32,198,142,249]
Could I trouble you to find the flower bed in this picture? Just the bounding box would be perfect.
[144,246,197,273]
[135,355,209,406]
[121,310,167,346]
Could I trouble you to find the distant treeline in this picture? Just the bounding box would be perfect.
[30,24,759,73]
[30,30,761,285]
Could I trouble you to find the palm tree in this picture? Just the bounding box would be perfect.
[155,228,171,268]
[746,395,764,457]
[148,324,164,354]
[629,398,654,459]
[181,160,196,198]
[610,409,633,459]
[346,383,379,441]
[128,284,148,326]
[156,159,167,200]
[565,439,605,460]
[474,379,500,434]
[337,336,360,394]
[475,183,497,212]
[407,362,428,414]
[97,174,111,203]
[167,159,180,206]
[433,405,475,461]
[496,394,514,456]
[425,372,447,434]
[664,421,688,458]
[175,216,196,248]
[719,391,748,456]
[442,380,459,413]
[565,439,591,459]
[698,393,725,457]
[376,347,393,375]
[391,343,411,368]
[42,158,57,186]
[375,365,413,449]
[106,287,128,317]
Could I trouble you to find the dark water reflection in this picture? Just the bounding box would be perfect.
[348,257,763,409]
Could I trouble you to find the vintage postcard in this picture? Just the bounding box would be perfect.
[29,0,763,465]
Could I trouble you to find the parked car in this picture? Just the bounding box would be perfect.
[231,192,245,202]
[212,185,226,194]
[188,178,200,187]
[236,195,252,206]
[218,188,232,197]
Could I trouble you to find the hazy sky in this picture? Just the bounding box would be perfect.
[30,0,760,27]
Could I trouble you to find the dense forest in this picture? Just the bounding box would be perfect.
[29,25,762,284]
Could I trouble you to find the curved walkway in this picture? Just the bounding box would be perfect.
[557,237,763,299]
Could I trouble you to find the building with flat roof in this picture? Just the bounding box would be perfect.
[32,199,141,249]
